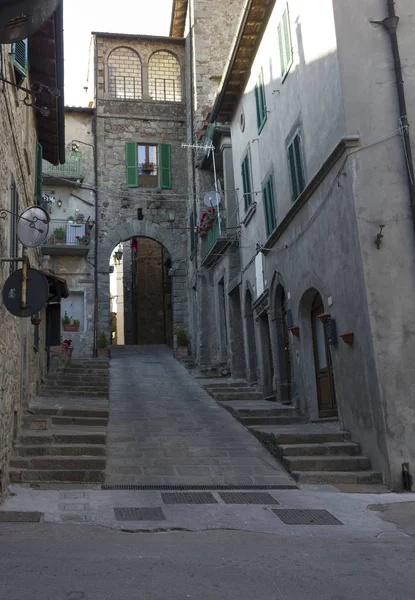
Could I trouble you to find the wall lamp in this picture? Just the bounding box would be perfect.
[166,209,176,223]
[113,249,123,264]
[57,198,62,208]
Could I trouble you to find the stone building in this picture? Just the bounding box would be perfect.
[191,0,415,489]
[0,5,65,494]
[41,106,96,358]
[94,32,190,346]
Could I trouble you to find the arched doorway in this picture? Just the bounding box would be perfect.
[110,237,173,346]
[244,289,258,383]
[274,285,293,404]
[311,292,337,418]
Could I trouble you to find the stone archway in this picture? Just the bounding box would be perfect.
[97,220,187,346]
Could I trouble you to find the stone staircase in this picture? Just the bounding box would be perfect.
[10,360,109,484]
[249,424,383,485]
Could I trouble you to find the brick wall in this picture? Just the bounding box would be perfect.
[149,51,182,102]
[108,47,142,100]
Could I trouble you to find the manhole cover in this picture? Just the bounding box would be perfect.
[219,492,279,505]
[161,492,218,504]
[0,512,42,523]
[272,509,343,525]
[114,507,165,521]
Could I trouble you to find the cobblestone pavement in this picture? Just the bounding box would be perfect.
[106,345,293,486]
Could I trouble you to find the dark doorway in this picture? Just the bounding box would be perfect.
[245,289,258,383]
[311,292,337,418]
[218,278,228,361]
[259,312,274,395]
[274,285,293,404]
[229,287,246,379]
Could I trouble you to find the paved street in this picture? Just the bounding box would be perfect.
[106,345,293,486]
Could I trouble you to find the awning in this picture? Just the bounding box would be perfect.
[40,270,69,301]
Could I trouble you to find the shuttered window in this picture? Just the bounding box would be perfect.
[287,131,306,201]
[241,153,253,212]
[263,176,276,237]
[278,6,293,81]
[35,141,43,203]
[254,69,267,133]
[12,39,28,80]
[125,142,171,189]
[159,143,171,189]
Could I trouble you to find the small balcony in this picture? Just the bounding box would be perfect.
[42,151,83,184]
[201,214,236,268]
[41,220,91,257]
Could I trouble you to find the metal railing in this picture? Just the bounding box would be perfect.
[42,152,83,178]
[204,212,227,256]
[43,220,87,245]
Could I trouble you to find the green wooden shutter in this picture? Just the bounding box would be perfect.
[12,39,28,77]
[159,143,171,189]
[278,6,292,79]
[254,83,261,129]
[263,177,276,237]
[125,142,138,187]
[255,70,267,132]
[35,141,43,203]
[241,155,252,212]
[278,22,285,77]
[288,133,305,201]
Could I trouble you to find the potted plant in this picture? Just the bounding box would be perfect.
[87,219,95,230]
[141,161,155,173]
[67,215,74,223]
[76,231,91,246]
[61,339,73,358]
[62,312,80,332]
[176,328,189,357]
[97,331,108,357]
[54,227,65,244]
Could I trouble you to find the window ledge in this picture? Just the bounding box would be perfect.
[241,202,257,227]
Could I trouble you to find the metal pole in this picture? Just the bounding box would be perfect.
[211,143,221,235]
[21,248,28,310]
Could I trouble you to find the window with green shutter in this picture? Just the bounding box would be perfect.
[255,69,267,133]
[35,141,43,203]
[278,5,293,81]
[263,176,276,237]
[125,142,138,187]
[12,39,28,84]
[287,131,306,201]
[159,143,171,189]
[241,153,253,212]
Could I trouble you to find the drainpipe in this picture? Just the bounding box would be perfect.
[383,1,415,234]
[189,0,197,270]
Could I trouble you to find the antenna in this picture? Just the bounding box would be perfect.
[17,206,50,248]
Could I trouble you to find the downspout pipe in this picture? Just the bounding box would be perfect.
[93,37,99,357]
[383,1,415,234]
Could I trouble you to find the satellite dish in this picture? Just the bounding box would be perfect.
[17,206,50,248]
[203,191,222,207]
[0,0,62,44]
[2,268,49,317]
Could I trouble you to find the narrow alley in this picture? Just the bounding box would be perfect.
[106,346,293,487]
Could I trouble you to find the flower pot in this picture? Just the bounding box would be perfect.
[288,326,300,337]
[97,348,108,357]
[176,346,189,357]
[76,218,84,224]
[63,324,79,332]
[340,332,354,345]
[200,230,207,238]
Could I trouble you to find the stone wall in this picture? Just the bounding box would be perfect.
[0,44,47,495]
[95,35,189,343]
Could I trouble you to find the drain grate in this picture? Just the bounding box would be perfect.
[114,507,165,521]
[219,492,279,505]
[272,509,343,525]
[102,484,298,491]
[162,492,217,505]
[0,512,42,523]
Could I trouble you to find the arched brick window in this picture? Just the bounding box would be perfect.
[148,51,181,102]
[108,47,142,100]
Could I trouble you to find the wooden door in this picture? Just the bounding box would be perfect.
[311,293,337,418]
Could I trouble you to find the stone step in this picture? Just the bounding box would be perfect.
[10,456,106,470]
[44,377,109,385]
[20,430,106,445]
[205,386,257,394]
[248,425,351,445]
[23,415,108,429]
[283,455,372,472]
[14,444,106,457]
[9,469,106,483]
[214,391,263,401]
[221,400,299,418]
[41,384,109,391]
[28,407,109,418]
[291,470,383,484]
[39,389,109,398]
[278,442,361,457]
[240,416,307,426]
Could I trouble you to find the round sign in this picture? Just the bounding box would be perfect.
[2,268,49,317]
[17,206,50,248]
